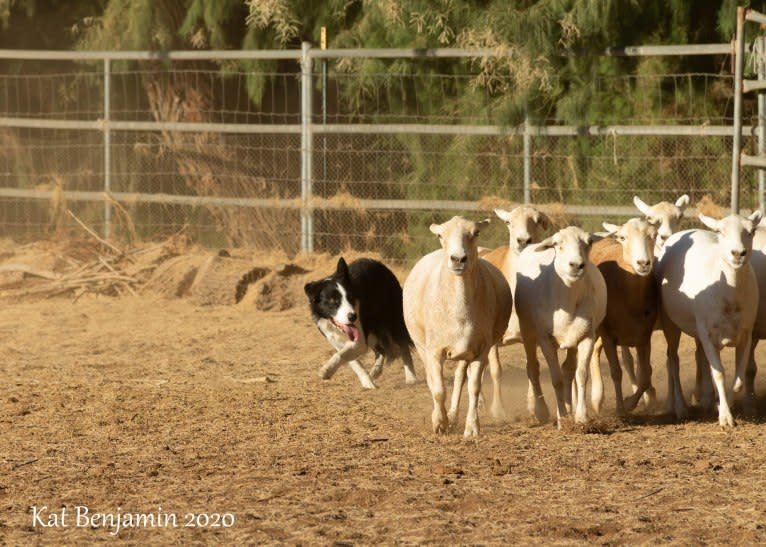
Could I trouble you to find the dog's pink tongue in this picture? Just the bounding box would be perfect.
[345,324,360,342]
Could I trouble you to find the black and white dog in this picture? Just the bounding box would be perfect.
[304,257,417,389]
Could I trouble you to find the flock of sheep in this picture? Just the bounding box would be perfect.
[401,195,766,436]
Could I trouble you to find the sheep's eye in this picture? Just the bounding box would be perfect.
[616,235,625,242]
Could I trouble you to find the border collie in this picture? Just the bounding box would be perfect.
[304,257,417,389]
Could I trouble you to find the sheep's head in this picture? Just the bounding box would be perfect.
[633,194,689,252]
[700,211,762,270]
[537,226,593,286]
[602,218,657,276]
[430,216,490,276]
[494,206,549,255]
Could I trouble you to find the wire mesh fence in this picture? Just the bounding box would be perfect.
[0,47,760,263]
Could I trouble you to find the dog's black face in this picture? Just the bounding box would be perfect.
[304,258,360,342]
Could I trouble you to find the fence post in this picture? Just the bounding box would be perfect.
[103,57,112,239]
[301,42,314,253]
[731,6,746,214]
[523,112,531,204]
[758,36,766,213]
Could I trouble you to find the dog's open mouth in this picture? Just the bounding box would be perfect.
[332,318,360,342]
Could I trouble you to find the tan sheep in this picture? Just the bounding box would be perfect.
[588,218,658,417]
[403,216,512,437]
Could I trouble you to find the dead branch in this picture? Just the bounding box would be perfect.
[66,209,123,256]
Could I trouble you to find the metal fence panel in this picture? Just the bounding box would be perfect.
[0,47,760,262]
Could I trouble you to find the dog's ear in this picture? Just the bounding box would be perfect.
[335,257,350,281]
[304,281,320,301]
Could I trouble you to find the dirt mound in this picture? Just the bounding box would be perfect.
[0,237,407,311]
[188,253,269,306]
[142,254,207,298]
[239,263,311,311]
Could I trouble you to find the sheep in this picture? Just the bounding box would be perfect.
[656,211,762,427]
[514,226,607,426]
[403,216,512,437]
[699,219,766,415]
[587,218,658,417]
[448,206,549,422]
[634,194,690,253]
[620,193,690,406]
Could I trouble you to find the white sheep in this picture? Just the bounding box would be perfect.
[656,211,761,427]
[621,193,690,406]
[699,218,766,414]
[588,218,658,417]
[515,226,607,426]
[403,216,512,437]
[448,206,549,422]
[634,194,690,253]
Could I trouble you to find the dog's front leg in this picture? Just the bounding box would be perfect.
[318,343,366,382]
[348,360,377,389]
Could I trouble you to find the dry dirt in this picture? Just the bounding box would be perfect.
[2,250,766,545]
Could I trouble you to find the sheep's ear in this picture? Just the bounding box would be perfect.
[429,223,443,236]
[535,210,550,230]
[475,218,491,234]
[602,222,620,236]
[699,214,720,232]
[748,211,763,233]
[675,194,690,210]
[633,195,652,217]
[493,208,511,222]
[536,235,557,251]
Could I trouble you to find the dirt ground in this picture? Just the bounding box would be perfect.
[3,250,766,545]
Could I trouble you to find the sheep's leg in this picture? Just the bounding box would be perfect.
[624,342,653,412]
[625,344,655,408]
[424,352,449,434]
[488,345,508,422]
[562,349,576,414]
[538,336,567,428]
[695,339,714,413]
[620,345,639,395]
[399,345,418,384]
[464,358,487,437]
[447,360,468,429]
[589,336,605,415]
[734,332,754,416]
[369,352,385,379]
[524,335,550,425]
[743,337,758,417]
[697,332,734,428]
[573,337,595,424]
[601,336,625,417]
[661,315,688,421]
[347,360,377,389]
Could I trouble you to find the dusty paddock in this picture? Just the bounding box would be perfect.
[3,294,766,545]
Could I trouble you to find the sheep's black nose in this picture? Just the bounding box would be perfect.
[517,237,532,248]
[348,312,357,322]
[637,259,650,268]
[731,249,746,260]
[450,255,467,264]
[570,261,584,271]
